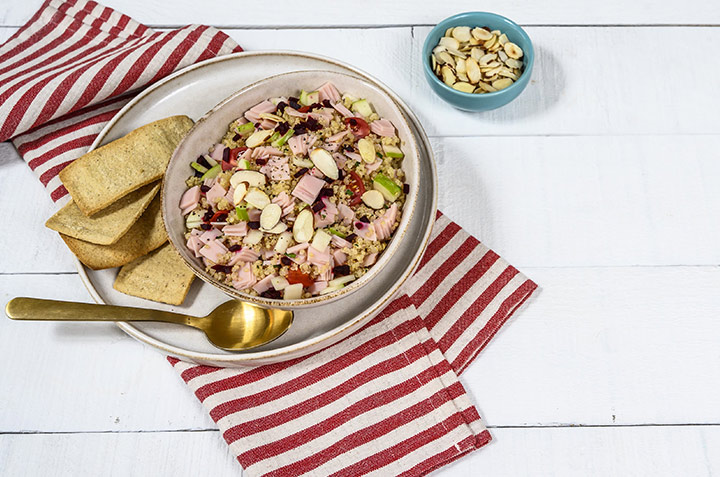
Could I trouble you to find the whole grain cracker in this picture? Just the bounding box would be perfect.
[45,182,160,245]
[60,195,167,270]
[113,243,195,306]
[59,115,194,216]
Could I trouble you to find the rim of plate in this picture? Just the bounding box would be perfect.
[80,50,438,364]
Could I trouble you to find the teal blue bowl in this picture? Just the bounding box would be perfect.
[422,12,534,111]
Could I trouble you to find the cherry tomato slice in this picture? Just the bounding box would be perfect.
[298,105,311,113]
[344,117,370,138]
[346,170,366,206]
[287,269,314,288]
[206,210,230,223]
[223,147,247,170]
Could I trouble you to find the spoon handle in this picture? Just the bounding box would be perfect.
[5,297,194,326]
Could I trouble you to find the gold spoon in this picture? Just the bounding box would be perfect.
[5,297,293,351]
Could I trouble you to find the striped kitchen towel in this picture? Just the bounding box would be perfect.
[1,1,538,475]
[0,0,242,201]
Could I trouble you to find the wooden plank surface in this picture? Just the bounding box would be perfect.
[3,266,719,432]
[1,426,718,477]
[2,0,720,27]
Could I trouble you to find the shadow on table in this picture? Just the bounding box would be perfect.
[0,141,22,168]
[489,45,565,121]
[53,321,128,342]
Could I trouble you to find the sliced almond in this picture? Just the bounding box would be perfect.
[243,229,263,245]
[361,190,385,209]
[293,208,314,243]
[455,58,467,74]
[483,35,497,49]
[466,57,481,84]
[498,68,518,80]
[230,170,265,189]
[492,78,514,90]
[309,148,339,179]
[245,129,274,148]
[311,229,332,251]
[446,47,466,58]
[232,182,248,205]
[439,37,460,49]
[263,222,288,234]
[444,27,454,37]
[438,51,455,68]
[431,54,437,70]
[470,47,484,61]
[505,58,523,69]
[491,29,501,36]
[260,203,281,230]
[244,188,270,210]
[441,65,456,86]
[451,26,471,42]
[271,276,289,291]
[357,138,377,164]
[479,53,497,66]
[452,82,475,93]
[471,27,493,41]
[283,283,303,300]
[457,72,469,82]
[498,50,509,62]
[476,81,497,93]
[498,33,509,45]
[274,231,293,253]
[504,42,523,59]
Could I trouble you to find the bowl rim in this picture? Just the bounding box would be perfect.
[422,11,535,100]
[161,69,421,309]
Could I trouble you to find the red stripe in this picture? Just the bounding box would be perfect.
[0,33,152,140]
[266,382,467,476]
[331,405,477,477]
[145,26,211,86]
[0,0,74,66]
[410,237,478,307]
[180,364,222,383]
[437,266,518,354]
[204,304,417,416]
[50,184,69,201]
[421,250,500,331]
[401,430,492,477]
[20,108,118,158]
[454,279,538,374]
[193,30,233,63]
[197,300,414,405]
[166,356,180,366]
[39,160,75,186]
[415,220,461,272]
[101,27,197,101]
[28,134,96,172]
[231,340,434,458]
[31,30,170,129]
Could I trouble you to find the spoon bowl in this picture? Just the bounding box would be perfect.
[5,297,293,351]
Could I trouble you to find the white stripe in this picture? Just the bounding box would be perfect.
[418,259,508,342]
[403,230,474,296]
[12,95,128,148]
[20,121,108,162]
[444,272,527,364]
[0,4,60,60]
[216,331,433,444]
[43,175,66,196]
[199,305,414,411]
[239,367,464,474]
[364,417,477,477]
[30,144,88,182]
[285,395,474,477]
[172,360,198,375]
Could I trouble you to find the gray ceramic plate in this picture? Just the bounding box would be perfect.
[77,51,438,366]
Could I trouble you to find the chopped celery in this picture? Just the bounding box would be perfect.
[201,164,221,180]
[236,122,255,135]
[235,205,249,221]
[204,153,218,167]
[269,132,281,144]
[327,227,347,238]
[382,144,404,159]
[351,99,373,117]
[272,128,294,148]
[373,173,402,201]
[190,162,208,174]
[237,159,251,170]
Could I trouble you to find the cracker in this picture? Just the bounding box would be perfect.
[59,115,194,216]
[60,196,167,270]
[45,182,160,245]
[113,243,195,306]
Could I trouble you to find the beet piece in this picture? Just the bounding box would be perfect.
[403,183,410,194]
[255,158,267,166]
[248,221,261,230]
[261,289,283,299]
[228,244,242,252]
[222,147,230,162]
[322,99,332,108]
[333,265,350,276]
[294,167,309,178]
[359,216,370,223]
[196,155,210,168]
[281,256,293,266]
[212,264,233,274]
[275,121,289,135]
[312,201,325,213]
[200,223,211,230]
[276,101,288,113]
[320,187,333,197]
[200,184,210,193]
[232,133,241,141]
[345,233,357,242]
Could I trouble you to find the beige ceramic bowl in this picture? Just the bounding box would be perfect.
[162,70,420,309]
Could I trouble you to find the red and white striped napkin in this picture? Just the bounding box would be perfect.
[1,1,538,475]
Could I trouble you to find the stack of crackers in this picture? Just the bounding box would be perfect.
[45,116,197,306]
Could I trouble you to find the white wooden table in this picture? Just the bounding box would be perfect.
[2,1,720,475]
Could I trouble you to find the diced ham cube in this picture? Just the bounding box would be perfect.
[362,252,379,267]
[338,204,355,225]
[252,274,276,294]
[332,102,353,118]
[199,228,222,244]
[292,174,326,205]
[232,262,257,290]
[248,208,262,221]
[206,183,227,205]
[372,203,398,241]
[223,223,248,237]
[272,191,295,216]
[186,235,203,258]
[308,281,328,294]
[179,186,201,215]
[307,246,331,266]
[199,239,228,263]
[369,119,396,137]
[318,82,341,103]
[333,249,347,265]
[354,220,377,241]
[286,242,309,254]
[331,234,352,249]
